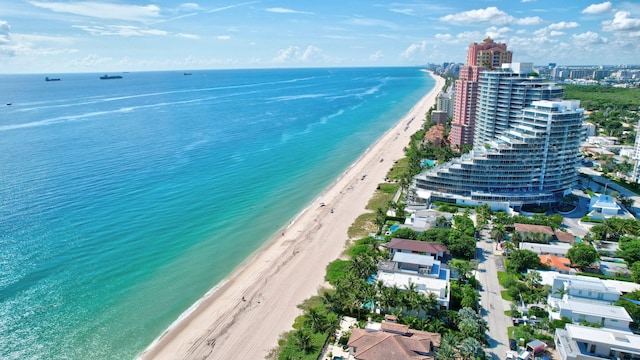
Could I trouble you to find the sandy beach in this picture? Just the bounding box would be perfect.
[139,71,445,360]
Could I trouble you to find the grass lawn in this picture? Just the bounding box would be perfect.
[501,290,513,301]
[348,213,377,239]
[366,183,399,211]
[498,271,517,288]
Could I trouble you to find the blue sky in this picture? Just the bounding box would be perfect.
[1,1,639,73]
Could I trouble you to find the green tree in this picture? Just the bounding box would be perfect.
[631,262,640,283]
[507,249,543,273]
[567,242,598,268]
[450,259,472,282]
[618,236,640,265]
[305,307,328,333]
[393,227,418,240]
[375,207,387,233]
[293,329,313,353]
[458,337,483,360]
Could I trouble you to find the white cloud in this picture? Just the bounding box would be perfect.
[179,3,201,11]
[390,8,414,16]
[435,33,452,41]
[485,26,512,39]
[521,0,535,2]
[0,20,11,44]
[29,1,161,22]
[602,11,640,32]
[401,40,427,59]
[548,21,579,30]
[534,21,579,37]
[440,7,542,26]
[572,31,608,44]
[346,17,399,30]
[582,2,613,15]
[72,25,168,37]
[369,51,384,61]
[216,35,231,40]
[177,33,199,39]
[266,7,313,15]
[301,45,323,61]
[272,45,325,63]
[69,54,113,67]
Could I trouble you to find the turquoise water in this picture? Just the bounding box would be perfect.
[0,68,434,359]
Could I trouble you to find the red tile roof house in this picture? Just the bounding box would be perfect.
[386,238,450,262]
[514,223,554,243]
[539,254,574,274]
[554,230,576,244]
[347,319,441,360]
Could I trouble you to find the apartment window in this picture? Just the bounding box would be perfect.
[590,344,596,353]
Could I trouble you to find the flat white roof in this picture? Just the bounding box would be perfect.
[377,271,448,299]
[519,242,571,253]
[560,299,632,321]
[566,324,640,350]
[392,252,437,266]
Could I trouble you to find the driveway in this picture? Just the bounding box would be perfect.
[476,229,513,360]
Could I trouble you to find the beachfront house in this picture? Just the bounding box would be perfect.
[555,324,640,360]
[347,317,441,360]
[376,252,451,309]
[386,238,450,262]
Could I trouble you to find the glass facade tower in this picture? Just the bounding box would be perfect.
[411,63,584,208]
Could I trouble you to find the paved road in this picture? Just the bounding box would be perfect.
[476,229,512,360]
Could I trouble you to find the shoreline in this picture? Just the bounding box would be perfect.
[138,71,446,360]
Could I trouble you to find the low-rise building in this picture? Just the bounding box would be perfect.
[555,324,640,360]
[519,242,572,257]
[514,223,555,243]
[589,194,622,218]
[549,298,632,331]
[377,252,451,309]
[549,274,620,304]
[599,261,631,278]
[387,238,450,262]
[539,254,574,274]
[347,318,441,360]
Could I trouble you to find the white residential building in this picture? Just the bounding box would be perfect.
[519,242,572,257]
[549,275,620,304]
[377,252,450,309]
[549,298,632,331]
[555,324,640,360]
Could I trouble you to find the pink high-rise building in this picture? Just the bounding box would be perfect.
[449,38,512,150]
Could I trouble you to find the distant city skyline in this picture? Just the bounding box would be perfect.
[1,0,639,73]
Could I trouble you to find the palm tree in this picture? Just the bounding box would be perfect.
[293,329,313,352]
[490,225,506,249]
[458,337,483,360]
[306,308,328,333]
[436,333,459,360]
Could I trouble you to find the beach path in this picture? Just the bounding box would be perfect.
[139,72,445,360]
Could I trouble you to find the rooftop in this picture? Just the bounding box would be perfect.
[388,238,449,255]
[515,223,555,235]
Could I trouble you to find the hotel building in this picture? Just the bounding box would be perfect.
[449,38,512,150]
[411,63,584,209]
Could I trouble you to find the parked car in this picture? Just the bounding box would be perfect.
[509,338,518,351]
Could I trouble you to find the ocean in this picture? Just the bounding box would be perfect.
[0,67,434,359]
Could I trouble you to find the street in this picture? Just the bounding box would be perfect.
[476,229,512,360]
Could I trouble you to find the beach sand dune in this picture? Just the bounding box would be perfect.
[139,72,445,360]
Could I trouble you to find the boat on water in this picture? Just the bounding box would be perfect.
[184,72,192,76]
[99,74,123,80]
[45,77,61,81]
